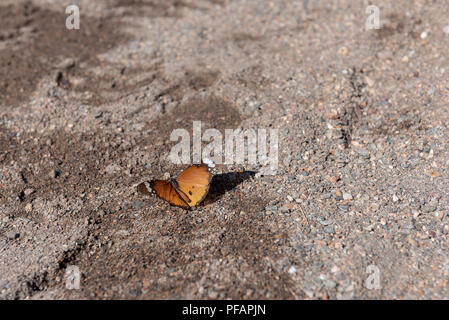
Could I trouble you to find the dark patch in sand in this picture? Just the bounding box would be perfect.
[1,128,137,222]
[112,0,199,18]
[0,2,129,107]
[374,13,422,41]
[155,70,220,102]
[112,0,225,18]
[138,94,241,153]
[56,59,162,106]
[170,94,239,130]
[57,183,293,299]
[235,65,271,91]
[232,32,263,49]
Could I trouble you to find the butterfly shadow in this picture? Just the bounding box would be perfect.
[201,170,256,206]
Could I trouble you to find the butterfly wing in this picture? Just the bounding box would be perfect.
[175,164,212,207]
[137,180,190,209]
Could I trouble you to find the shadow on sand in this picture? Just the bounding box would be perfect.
[202,170,255,205]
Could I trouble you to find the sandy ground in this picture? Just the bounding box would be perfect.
[0,0,448,299]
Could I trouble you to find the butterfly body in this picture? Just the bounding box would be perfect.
[138,164,212,209]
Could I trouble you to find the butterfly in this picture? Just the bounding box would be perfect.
[137,164,212,209]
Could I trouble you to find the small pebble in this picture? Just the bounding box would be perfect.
[6,231,20,240]
[329,176,338,183]
[441,25,449,35]
[321,193,331,200]
[265,205,278,212]
[49,169,61,178]
[319,219,332,226]
[288,266,297,275]
[300,170,309,176]
[338,46,348,56]
[343,192,353,200]
[132,201,145,210]
[325,280,337,289]
[377,50,392,60]
[324,226,335,234]
[24,188,35,196]
[56,58,76,70]
[354,146,370,159]
[444,225,449,234]
[280,203,294,213]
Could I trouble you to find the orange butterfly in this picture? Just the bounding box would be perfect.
[137,164,212,209]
